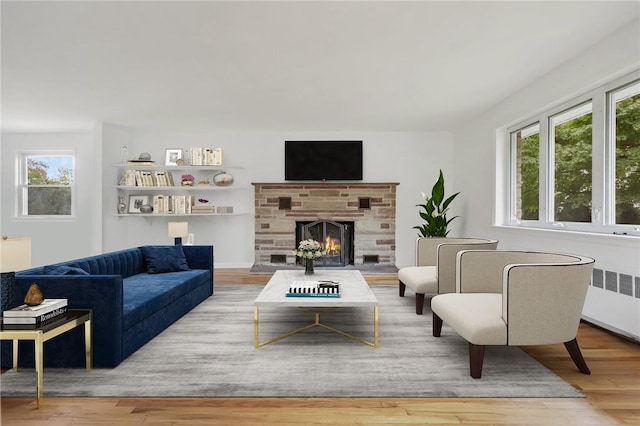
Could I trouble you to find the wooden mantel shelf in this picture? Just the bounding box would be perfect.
[252,182,399,186]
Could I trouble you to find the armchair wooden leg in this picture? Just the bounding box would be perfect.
[399,281,406,297]
[432,312,443,337]
[469,343,485,379]
[415,293,425,315]
[564,338,591,375]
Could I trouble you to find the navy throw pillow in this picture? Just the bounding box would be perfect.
[140,245,191,274]
[43,265,90,275]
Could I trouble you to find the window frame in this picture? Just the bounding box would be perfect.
[17,150,77,219]
[607,79,640,226]
[504,70,640,236]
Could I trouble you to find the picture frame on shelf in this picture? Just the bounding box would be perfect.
[128,195,150,213]
[165,149,183,166]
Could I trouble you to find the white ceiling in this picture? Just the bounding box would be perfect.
[2,1,639,133]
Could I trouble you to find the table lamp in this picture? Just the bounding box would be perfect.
[0,236,32,313]
[168,222,189,245]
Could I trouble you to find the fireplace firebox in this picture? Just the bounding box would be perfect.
[296,220,354,266]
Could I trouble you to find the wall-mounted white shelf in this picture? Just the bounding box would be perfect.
[112,164,250,217]
[111,164,243,171]
[113,185,248,191]
[113,213,252,217]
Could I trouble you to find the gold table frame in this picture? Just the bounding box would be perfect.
[254,306,379,348]
[0,309,92,408]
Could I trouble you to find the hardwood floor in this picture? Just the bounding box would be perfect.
[1,268,638,425]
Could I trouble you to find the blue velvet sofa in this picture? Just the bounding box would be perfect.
[1,245,213,368]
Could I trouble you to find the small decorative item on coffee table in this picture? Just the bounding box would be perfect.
[292,239,326,275]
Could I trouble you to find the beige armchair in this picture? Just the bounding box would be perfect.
[398,238,498,314]
[431,250,595,378]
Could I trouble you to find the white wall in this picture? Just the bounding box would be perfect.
[0,130,100,266]
[101,130,455,268]
[1,128,454,269]
[453,20,640,339]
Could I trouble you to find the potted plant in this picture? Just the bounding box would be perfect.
[414,170,460,237]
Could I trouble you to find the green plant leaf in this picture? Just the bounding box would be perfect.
[431,170,445,205]
[442,192,460,210]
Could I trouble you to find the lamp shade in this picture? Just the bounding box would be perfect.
[0,236,32,273]
[168,222,189,238]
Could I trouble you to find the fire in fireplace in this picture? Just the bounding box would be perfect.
[296,220,354,266]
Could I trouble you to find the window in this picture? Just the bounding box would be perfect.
[506,71,640,234]
[19,153,75,216]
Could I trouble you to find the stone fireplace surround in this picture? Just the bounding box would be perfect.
[252,182,398,268]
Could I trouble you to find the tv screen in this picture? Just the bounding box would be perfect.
[284,141,363,181]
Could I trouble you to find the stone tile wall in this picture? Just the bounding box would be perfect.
[252,183,398,266]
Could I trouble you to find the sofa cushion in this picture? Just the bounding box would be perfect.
[140,245,191,274]
[398,265,437,293]
[43,265,89,275]
[431,293,507,345]
[121,269,210,330]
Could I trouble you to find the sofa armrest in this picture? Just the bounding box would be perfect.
[182,245,214,295]
[503,259,593,345]
[12,275,124,368]
[182,245,213,271]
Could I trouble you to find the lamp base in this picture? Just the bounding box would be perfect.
[174,237,182,245]
[1,272,16,314]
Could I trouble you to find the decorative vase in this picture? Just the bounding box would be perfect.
[24,283,44,306]
[304,258,315,275]
[139,204,153,214]
[181,181,194,187]
[213,172,234,187]
[117,197,127,214]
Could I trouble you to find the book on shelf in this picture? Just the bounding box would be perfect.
[188,147,223,166]
[119,169,136,186]
[151,195,195,214]
[3,306,68,325]
[192,204,215,214]
[3,298,68,318]
[127,170,175,187]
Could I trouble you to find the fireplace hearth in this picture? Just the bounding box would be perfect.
[296,220,354,266]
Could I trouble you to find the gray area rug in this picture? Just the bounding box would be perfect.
[0,285,583,398]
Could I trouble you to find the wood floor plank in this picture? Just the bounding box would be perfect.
[1,268,638,425]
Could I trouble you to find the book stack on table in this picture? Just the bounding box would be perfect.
[2,299,68,328]
[286,281,341,298]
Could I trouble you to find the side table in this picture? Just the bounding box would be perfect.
[0,309,92,407]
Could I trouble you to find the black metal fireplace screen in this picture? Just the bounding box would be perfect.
[296,220,354,266]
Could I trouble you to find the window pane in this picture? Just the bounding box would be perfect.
[27,156,74,185]
[512,124,540,220]
[552,103,593,222]
[27,187,72,215]
[612,82,640,225]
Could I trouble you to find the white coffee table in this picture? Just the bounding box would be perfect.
[253,270,379,348]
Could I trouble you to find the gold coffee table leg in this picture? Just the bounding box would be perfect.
[253,306,259,348]
[255,306,379,348]
[374,306,379,348]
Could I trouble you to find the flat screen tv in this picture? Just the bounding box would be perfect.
[284,141,363,181]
